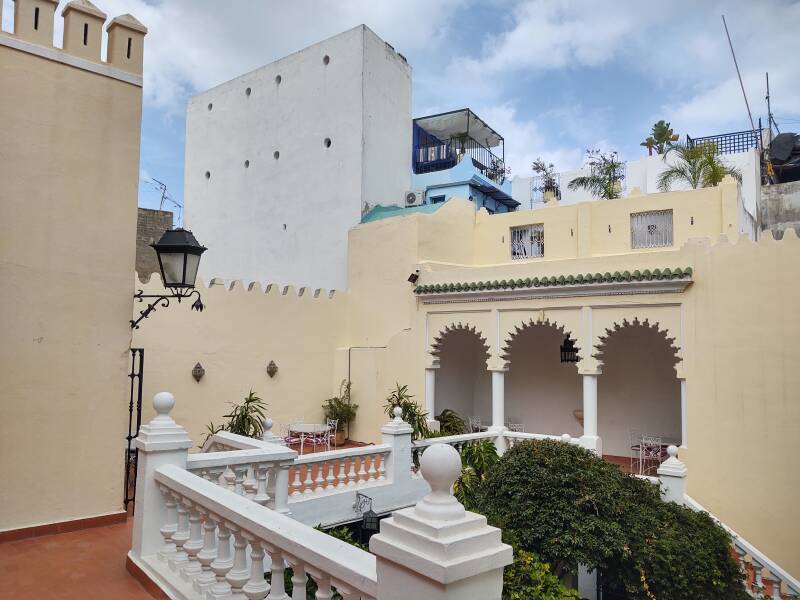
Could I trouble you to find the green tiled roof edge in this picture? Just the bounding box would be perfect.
[414,267,693,294]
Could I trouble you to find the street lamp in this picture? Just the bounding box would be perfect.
[131,228,207,329]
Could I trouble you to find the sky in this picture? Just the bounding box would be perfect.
[4,0,799,216]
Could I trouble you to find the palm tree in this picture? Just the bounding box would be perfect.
[656,143,742,192]
[641,120,679,155]
[567,150,625,200]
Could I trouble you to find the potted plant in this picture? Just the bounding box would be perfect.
[322,380,358,445]
[531,158,560,203]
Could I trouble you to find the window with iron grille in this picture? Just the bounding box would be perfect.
[510,224,544,259]
[631,210,673,249]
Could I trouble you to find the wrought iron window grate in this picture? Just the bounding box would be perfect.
[511,223,544,259]
[631,210,673,249]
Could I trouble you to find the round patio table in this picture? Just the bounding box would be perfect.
[289,423,329,454]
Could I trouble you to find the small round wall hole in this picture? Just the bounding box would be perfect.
[204,171,211,180]
[273,151,280,160]
[323,55,330,65]
[244,160,250,168]
[245,87,251,97]
[324,138,332,148]
[275,74,282,84]
[207,103,213,111]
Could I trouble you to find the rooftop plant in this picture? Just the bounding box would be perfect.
[531,158,560,197]
[322,379,358,433]
[641,120,679,155]
[657,143,742,192]
[567,150,625,200]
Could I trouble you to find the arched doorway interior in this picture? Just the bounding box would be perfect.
[434,328,492,425]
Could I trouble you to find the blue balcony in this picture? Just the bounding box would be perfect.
[412,109,517,213]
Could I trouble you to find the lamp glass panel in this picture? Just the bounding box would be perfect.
[159,251,186,286]
[184,253,201,287]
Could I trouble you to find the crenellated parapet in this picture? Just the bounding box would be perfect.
[1,0,146,81]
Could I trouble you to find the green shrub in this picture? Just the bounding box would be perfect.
[436,409,466,436]
[503,549,580,600]
[383,383,429,440]
[476,439,748,599]
[322,380,358,433]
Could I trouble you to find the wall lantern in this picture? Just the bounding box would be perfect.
[407,270,420,284]
[192,362,205,382]
[131,228,208,329]
[560,337,579,363]
[266,360,278,378]
[362,507,379,532]
[353,492,379,534]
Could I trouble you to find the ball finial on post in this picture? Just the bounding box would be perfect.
[392,406,403,422]
[414,443,465,522]
[152,391,175,421]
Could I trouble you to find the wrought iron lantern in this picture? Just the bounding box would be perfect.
[131,228,208,329]
[560,337,578,363]
[266,360,278,378]
[362,508,379,531]
[192,362,205,382]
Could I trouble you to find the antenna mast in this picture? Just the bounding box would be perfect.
[721,15,757,143]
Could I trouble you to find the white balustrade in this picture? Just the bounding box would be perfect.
[291,446,391,497]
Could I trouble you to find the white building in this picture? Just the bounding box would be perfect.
[184,25,411,291]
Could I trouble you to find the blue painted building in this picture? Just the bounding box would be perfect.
[411,109,518,214]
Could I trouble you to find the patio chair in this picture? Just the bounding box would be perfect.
[640,435,663,476]
[325,418,339,451]
[283,420,302,447]
[468,416,482,433]
[507,423,525,433]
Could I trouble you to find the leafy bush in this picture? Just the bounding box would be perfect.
[383,383,429,440]
[322,380,358,432]
[202,390,268,445]
[476,440,748,599]
[503,549,579,600]
[435,409,466,436]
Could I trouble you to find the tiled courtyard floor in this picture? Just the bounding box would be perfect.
[0,518,151,600]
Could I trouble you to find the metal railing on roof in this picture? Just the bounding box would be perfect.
[686,129,761,154]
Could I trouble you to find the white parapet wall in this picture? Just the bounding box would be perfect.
[184,25,412,291]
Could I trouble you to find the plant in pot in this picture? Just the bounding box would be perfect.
[383,383,430,440]
[531,157,560,203]
[322,379,358,445]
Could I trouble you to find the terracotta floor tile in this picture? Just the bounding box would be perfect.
[0,519,152,600]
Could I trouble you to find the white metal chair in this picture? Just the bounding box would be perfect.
[325,418,339,451]
[507,423,525,433]
[640,435,663,476]
[468,416,482,433]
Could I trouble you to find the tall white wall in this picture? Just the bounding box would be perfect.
[184,26,411,291]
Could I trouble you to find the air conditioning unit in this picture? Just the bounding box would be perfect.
[404,190,424,207]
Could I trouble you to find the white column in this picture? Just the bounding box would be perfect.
[425,368,436,416]
[680,379,687,448]
[370,443,512,600]
[580,374,601,454]
[381,407,413,485]
[491,369,505,429]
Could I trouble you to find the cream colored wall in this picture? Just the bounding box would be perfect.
[132,277,347,447]
[0,8,143,531]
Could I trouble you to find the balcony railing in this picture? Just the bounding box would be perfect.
[687,129,761,155]
[414,136,507,184]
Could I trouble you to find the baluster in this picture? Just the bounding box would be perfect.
[224,467,236,491]
[193,509,218,593]
[367,456,377,482]
[208,466,226,487]
[157,486,177,563]
[378,453,387,481]
[209,518,234,599]
[752,557,765,594]
[357,457,367,485]
[769,572,783,600]
[244,465,257,498]
[314,573,333,600]
[254,464,270,506]
[170,494,189,572]
[286,555,306,600]
[326,461,336,489]
[347,459,357,487]
[233,465,249,496]
[337,460,347,488]
[314,462,325,493]
[226,528,250,597]
[266,545,288,600]
[242,537,268,600]
[304,464,314,495]
[291,466,303,497]
[180,501,204,581]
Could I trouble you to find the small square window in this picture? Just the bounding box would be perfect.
[631,210,673,249]
[510,224,544,259]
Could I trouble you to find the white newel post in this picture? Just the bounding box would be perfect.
[370,443,513,600]
[131,392,193,561]
[580,374,601,454]
[657,445,687,505]
[490,369,505,429]
[261,417,285,445]
[381,407,413,485]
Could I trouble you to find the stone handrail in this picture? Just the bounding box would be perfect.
[684,495,800,598]
[291,444,392,497]
[154,463,378,599]
[412,431,498,448]
[504,431,576,448]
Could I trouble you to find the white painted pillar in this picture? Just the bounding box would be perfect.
[425,367,436,416]
[657,445,687,505]
[381,407,413,485]
[580,374,601,454]
[680,379,687,448]
[491,370,505,429]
